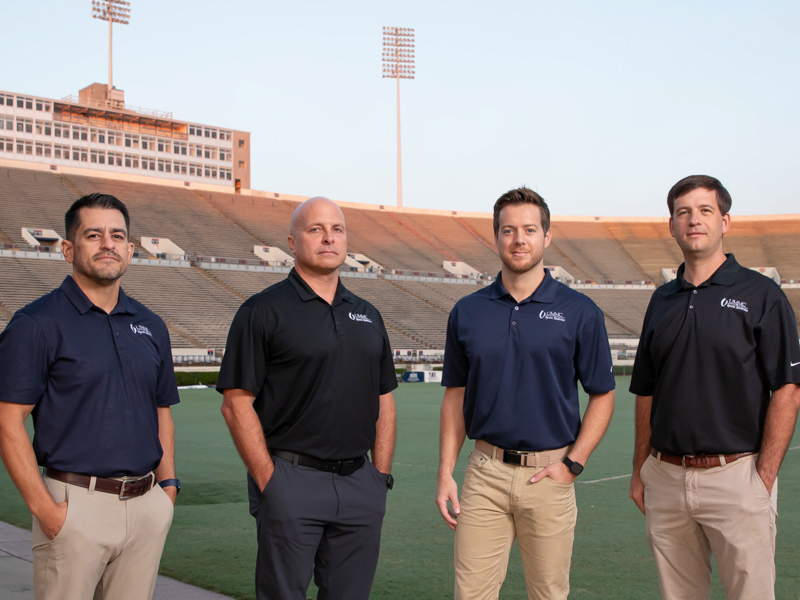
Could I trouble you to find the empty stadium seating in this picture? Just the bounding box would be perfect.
[1,164,799,353]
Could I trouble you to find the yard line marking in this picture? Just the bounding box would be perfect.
[579,474,631,484]
[579,446,800,485]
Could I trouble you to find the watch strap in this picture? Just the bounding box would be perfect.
[158,478,181,493]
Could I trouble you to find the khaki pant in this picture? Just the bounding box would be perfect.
[32,474,174,600]
[454,445,577,600]
[640,453,777,600]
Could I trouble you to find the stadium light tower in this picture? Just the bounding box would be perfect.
[382,27,415,208]
[91,0,131,91]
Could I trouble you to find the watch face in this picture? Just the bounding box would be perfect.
[385,474,394,490]
[564,458,584,476]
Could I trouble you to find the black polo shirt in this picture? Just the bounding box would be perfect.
[216,268,398,461]
[442,270,615,451]
[0,276,179,477]
[630,254,800,455]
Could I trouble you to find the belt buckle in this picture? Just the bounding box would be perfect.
[503,450,524,465]
[119,474,151,500]
[119,478,136,500]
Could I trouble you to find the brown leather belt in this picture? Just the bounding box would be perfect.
[44,467,155,500]
[476,440,570,468]
[650,448,753,469]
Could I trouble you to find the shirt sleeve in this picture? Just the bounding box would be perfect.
[154,318,180,407]
[0,312,49,405]
[376,313,399,395]
[757,293,800,390]
[629,300,657,396]
[441,303,468,388]
[216,302,269,396]
[575,306,616,394]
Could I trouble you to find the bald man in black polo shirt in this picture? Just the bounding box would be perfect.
[629,175,800,600]
[218,196,397,600]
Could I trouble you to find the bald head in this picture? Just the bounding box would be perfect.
[290,197,345,236]
[287,196,347,275]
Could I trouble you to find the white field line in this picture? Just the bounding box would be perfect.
[579,445,800,485]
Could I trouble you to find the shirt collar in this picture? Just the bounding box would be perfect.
[287,267,352,306]
[489,269,558,304]
[670,253,739,294]
[59,275,137,315]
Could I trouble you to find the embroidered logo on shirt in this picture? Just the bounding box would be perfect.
[720,298,748,313]
[349,312,373,323]
[539,310,565,322]
[130,324,153,337]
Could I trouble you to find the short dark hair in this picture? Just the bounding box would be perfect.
[667,175,732,216]
[493,187,550,236]
[64,193,131,241]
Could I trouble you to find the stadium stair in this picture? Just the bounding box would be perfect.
[454,216,497,253]
[382,279,449,315]
[190,264,248,302]
[545,241,593,281]
[191,190,272,248]
[601,223,652,281]
[385,212,459,262]
[57,173,85,199]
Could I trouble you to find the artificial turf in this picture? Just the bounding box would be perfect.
[1,379,798,599]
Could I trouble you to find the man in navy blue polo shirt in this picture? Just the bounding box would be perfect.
[436,187,616,600]
[218,196,397,600]
[0,193,179,600]
[629,175,800,599]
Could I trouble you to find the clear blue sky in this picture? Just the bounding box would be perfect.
[2,1,799,217]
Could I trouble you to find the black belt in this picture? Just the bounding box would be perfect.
[270,450,365,476]
[44,467,155,500]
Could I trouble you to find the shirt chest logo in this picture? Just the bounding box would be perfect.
[130,324,153,337]
[349,312,373,323]
[720,298,748,313]
[539,310,565,322]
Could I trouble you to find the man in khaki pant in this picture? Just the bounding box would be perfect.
[629,175,800,599]
[436,187,616,600]
[0,193,179,600]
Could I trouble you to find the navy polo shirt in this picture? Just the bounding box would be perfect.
[630,254,800,455]
[0,276,179,477]
[217,268,398,461]
[442,270,615,451]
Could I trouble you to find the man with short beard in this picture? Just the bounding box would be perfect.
[0,193,179,600]
[436,186,615,600]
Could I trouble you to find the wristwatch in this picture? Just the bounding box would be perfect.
[158,478,181,494]
[384,473,394,490]
[562,457,584,476]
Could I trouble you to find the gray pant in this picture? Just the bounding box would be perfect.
[247,455,388,600]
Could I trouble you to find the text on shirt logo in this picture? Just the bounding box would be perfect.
[349,312,373,323]
[539,310,565,322]
[720,298,748,313]
[130,324,153,337]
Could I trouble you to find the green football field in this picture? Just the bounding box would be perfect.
[1,379,799,599]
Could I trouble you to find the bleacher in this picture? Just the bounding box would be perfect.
[2,164,799,352]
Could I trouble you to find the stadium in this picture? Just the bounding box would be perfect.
[2,4,800,599]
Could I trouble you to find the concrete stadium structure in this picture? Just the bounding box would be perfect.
[1,162,799,360]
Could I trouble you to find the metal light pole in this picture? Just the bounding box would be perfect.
[91,0,131,91]
[382,27,415,208]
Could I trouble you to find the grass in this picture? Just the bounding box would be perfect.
[2,379,799,599]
